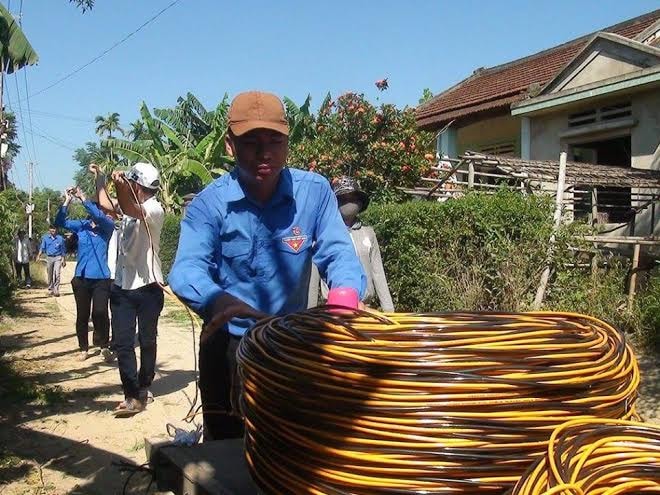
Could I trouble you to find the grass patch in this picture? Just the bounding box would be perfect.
[162,299,196,326]
[0,357,66,406]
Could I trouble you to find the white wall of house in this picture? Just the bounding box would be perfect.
[529,89,659,171]
[529,89,659,237]
[631,89,660,171]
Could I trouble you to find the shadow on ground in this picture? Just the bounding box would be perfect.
[0,426,153,494]
[0,287,196,494]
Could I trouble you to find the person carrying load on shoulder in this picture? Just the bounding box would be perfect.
[168,90,366,441]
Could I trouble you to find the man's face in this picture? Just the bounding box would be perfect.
[338,193,363,225]
[228,129,288,189]
[48,228,56,237]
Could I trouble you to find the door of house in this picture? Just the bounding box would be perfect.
[569,135,632,224]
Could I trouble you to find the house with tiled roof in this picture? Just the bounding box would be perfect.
[416,9,660,237]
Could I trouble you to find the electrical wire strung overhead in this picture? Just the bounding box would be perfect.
[238,310,640,495]
[510,418,660,495]
[26,0,184,100]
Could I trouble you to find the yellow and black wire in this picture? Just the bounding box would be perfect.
[511,418,660,495]
[237,309,640,495]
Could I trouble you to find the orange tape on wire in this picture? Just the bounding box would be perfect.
[237,309,641,495]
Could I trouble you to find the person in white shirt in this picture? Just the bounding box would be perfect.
[109,162,165,416]
[13,229,32,288]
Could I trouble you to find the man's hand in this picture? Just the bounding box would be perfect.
[63,187,74,206]
[111,170,125,184]
[74,186,86,202]
[202,293,269,344]
[88,163,101,176]
[62,258,66,268]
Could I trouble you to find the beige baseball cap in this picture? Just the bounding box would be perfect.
[228,91,289,137]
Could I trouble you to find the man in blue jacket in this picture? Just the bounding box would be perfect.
[56,186,116,361]
[37,225,66,297]
[169,91,366,440]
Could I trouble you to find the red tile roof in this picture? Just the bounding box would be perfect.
[416,9,660,130]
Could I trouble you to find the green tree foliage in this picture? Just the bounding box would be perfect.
[418,88,433,105]
[69,0,94,12]
[0,3,38,74]
[94,112,123,139]
[106,94,233,212]
[72,141,126,195]
[0,190,20,306]
[1,113,21,189]
[160,213,181,278]
[361,192,656,342]
[127,120,147,141]
[288,92,436,202]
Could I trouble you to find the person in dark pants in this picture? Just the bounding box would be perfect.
[109,162,165,417]
[110,283,164,407]
[12,229,32,288]
[169,91,366,441]
[55,187,115,361]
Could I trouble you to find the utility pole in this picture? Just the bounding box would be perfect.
[27,161,33,238]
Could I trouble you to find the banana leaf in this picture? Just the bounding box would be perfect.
[180,158,212,185]
[105,138,150,163]
[0,3,38,74]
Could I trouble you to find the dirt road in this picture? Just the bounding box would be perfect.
[0,264,198,494]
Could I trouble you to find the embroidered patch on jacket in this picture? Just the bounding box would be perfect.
[282,227,307,253]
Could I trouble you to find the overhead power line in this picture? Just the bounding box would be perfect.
[24,70,39,163]
[28,109,94,123]
[27,0,184,99]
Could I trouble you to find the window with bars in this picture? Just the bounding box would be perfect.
[478,141,517,156]
[568,102,631,128]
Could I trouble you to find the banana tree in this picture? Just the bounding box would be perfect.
[284,94,315,145]
[106,101,233,212]
[0,3,38,190]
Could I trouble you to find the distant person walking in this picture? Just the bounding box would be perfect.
[12,229,32,288]
[37,225,66,297]
[55,186,115,361]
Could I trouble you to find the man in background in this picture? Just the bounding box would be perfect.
[12,229,32,288]
[309,176,395,312]
[36,225,66,297]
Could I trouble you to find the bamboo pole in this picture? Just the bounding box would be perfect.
[533,152,567,310]
[627,243,641,311]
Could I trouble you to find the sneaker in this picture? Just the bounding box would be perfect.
[101,348,116,363]
[25,283,31,289]
[113,398,145,417]
[54,292,60,297]
[79,351,89,361]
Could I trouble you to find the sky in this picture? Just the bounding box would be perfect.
[6,0,659,193]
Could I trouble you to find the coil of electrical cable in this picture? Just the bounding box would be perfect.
[237,310,641,495]
[511,418,660,495]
